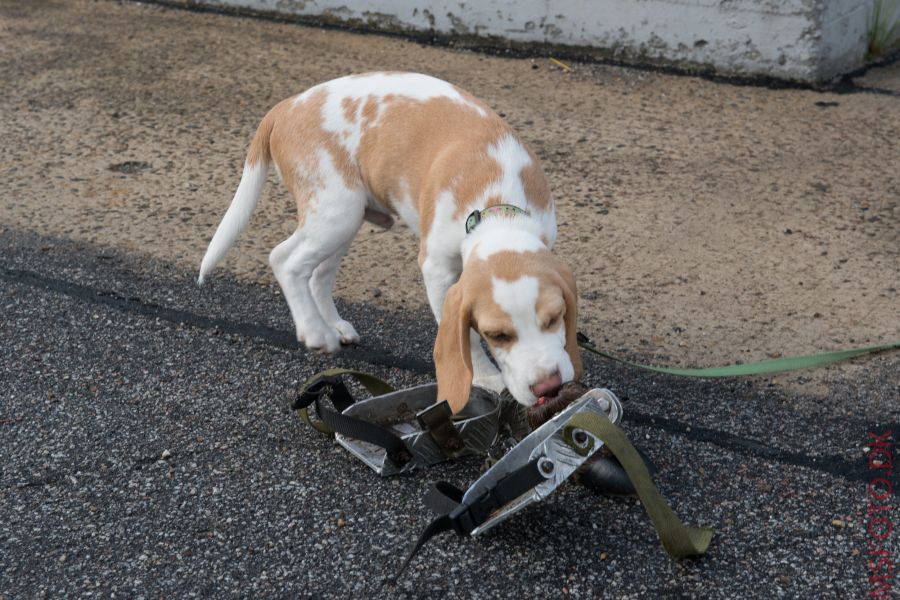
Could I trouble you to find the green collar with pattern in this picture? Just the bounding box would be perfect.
[465,204,531,234]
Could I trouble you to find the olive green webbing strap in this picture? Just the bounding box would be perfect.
[296,368,395,435]
[578,338,900,378]
[567,412,714,558]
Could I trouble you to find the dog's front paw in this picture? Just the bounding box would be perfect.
[472,373,506,394]
[299,326,342,354]
[331,319,360,345]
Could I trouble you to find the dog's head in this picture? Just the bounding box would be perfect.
[434,243,582,412]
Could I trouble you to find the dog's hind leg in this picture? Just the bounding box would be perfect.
[269,163,366,353]
[269,232,337,353]
[310,236,360,345]
[270,209,363,352]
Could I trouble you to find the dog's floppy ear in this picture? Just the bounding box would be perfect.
[557,264,583,380]
[434,281,473,414]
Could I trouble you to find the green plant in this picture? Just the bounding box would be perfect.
[868,0,900,57]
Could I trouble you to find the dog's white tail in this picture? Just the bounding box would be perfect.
[198,112,275,285]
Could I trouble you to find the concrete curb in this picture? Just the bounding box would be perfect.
[159,0,874,82]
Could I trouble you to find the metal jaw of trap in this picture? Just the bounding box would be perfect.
[397,387,625,576]
[463,388,622,535]
[334,383,510,476]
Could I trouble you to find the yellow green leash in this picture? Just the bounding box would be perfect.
[577,333,900,377]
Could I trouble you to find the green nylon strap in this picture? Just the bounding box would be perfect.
[296,368,395,435]
[566,411,714,558]
[578,339,900,378]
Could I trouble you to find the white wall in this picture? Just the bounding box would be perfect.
[187,0,873,82]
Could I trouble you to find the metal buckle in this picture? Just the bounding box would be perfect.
[465,209,482,234]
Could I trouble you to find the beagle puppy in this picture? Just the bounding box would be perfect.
[199,72,582,412]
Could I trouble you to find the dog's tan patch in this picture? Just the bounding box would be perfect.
[257,90,361,227]
[357,94,513,252]
[246,109,275,167]
[360,96,380,130]
[520,157,552,211]
[341,96,361,124]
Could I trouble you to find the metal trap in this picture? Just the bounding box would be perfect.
[336,383,503,476]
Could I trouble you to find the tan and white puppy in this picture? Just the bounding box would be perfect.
[199,72,582,412]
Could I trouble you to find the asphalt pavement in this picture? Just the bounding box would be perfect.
[1,227,897,598]
[1,0,898,596]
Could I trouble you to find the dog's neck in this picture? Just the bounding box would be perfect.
[460,213,548,264]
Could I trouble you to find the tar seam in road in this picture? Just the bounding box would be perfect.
[1,265,876,482]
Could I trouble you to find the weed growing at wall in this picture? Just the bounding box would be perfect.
[868,0,900,57]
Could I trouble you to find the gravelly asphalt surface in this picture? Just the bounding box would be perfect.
[1,227,897,599]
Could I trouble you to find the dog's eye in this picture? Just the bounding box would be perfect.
[484,330,515,344]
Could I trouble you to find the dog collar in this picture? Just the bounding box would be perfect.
[465,204,531,234]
